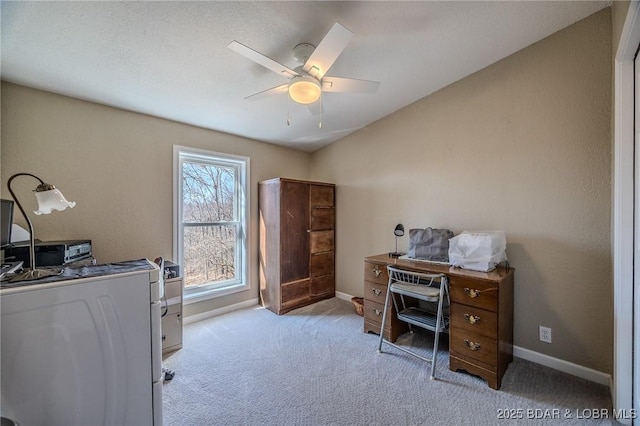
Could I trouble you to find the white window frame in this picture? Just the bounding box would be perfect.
[173,145,250,304]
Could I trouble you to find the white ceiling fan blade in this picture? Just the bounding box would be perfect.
[228,41,298,78]
[245,84,288,101]
[302,23,353,79]
[322,77,380,94]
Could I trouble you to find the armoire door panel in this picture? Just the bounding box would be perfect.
[310,252,334,277]
[310,275,334,297]
[310,185,334,207]
[281,279,310,309]
[310,207,335,230]
[280,181,310,283]
[310,230,334,254]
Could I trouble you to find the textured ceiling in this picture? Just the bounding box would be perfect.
[1,1,610,152]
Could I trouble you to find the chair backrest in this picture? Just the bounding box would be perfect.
[387,265,445,288]
[154,256,165,287]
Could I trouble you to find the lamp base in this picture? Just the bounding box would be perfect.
[388,252,404,258]
[9,268,62,283]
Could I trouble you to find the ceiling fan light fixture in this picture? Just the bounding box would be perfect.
[288,75,321,104]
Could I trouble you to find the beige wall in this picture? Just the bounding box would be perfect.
[310,9,612,373]
[0,83,312,316]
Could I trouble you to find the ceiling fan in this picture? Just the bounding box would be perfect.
[228,23,380,105]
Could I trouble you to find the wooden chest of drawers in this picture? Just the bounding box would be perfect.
[448,273,514,389]
[259,178,335,314]
[363,261,410,342]
[363,254,514,389]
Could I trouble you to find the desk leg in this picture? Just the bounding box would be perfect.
[449,355,500,390]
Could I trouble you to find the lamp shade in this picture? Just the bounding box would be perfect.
[34,188,76,215]
[6,172,77,281]
[394,224,405,237]
[288,75,321,104]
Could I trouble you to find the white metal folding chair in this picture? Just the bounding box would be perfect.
[377,265,449,380]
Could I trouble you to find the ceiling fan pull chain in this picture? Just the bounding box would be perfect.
[287,95,291,126]
[318,92,322,129]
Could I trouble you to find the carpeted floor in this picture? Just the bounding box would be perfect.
[162,297,615,425]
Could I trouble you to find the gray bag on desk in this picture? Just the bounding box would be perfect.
[408,227,454,262]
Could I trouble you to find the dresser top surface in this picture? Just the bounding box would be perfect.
[364,253,514,282]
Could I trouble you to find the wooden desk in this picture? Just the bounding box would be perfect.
[363,254,514,389]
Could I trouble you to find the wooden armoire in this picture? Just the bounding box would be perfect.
[259,178,335,314]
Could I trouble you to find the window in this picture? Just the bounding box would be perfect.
[174,146,249,302]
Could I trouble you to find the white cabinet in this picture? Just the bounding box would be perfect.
[1,260,162,425]
[162,277,183,353]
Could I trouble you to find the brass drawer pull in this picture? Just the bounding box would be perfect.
[372,266,382,277]
[464,288,481,298]
[373,308,382,316]
[464,339,481,351]
[464,314,480,324]
[371,288,382,296]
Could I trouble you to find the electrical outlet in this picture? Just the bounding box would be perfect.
[539,326,552,343]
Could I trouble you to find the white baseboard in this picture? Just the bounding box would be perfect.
[513,345,611,387]
[335,291,354,302]
[183,298,260,325]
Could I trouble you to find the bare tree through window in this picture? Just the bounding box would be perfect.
[181,160,239,288]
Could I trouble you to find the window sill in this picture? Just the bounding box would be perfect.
[184,282,250,305]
